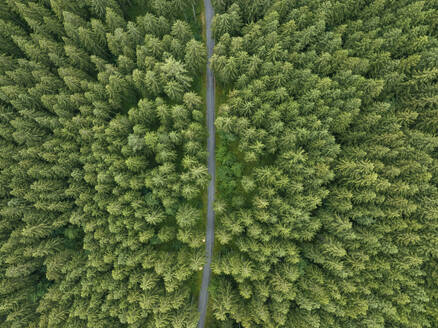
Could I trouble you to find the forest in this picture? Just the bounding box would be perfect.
[210,0,438,327]
[0,0,208,327]
[0,0,437,328]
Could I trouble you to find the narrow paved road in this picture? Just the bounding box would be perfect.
[198,0,215,327]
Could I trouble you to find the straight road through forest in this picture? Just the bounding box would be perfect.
[198,0,215,327]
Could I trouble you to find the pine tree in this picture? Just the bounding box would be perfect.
[185,39,207,75]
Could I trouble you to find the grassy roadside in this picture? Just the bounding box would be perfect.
[191,0,207,305]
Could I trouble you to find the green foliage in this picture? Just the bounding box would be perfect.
[211,0,438,327]
[0,0,207,327]
[1,0,437,327]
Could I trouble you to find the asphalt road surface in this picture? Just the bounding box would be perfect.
[198,0,215,327]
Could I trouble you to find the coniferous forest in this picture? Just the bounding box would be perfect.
[0,0,437,328]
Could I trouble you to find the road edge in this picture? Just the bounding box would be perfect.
[197,0,215,327]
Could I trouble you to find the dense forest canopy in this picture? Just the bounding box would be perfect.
[0,0,208,327]
[0,0,437,328]
[210,0,438,327]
